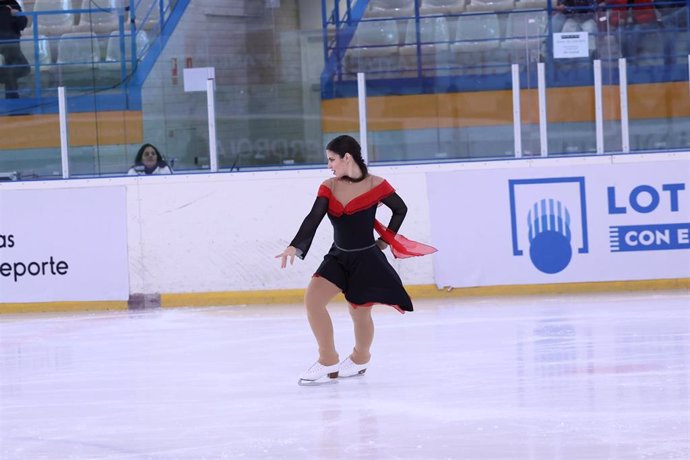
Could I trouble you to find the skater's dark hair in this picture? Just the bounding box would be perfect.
[326,135,368,183]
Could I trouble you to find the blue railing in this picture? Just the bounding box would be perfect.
[320,0,690,98]
[0,0,174,115]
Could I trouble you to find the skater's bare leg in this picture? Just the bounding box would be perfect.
[348,304,373,364]
[304,276,341,366]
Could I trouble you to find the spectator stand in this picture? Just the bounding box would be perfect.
[0,0,180,116]
[320,0,690,99]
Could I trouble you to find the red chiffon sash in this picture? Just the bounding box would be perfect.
[374,220,437,259]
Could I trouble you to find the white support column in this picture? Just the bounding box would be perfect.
[593,59,604,154]
[58,86,70,179]
[183,67,217,171]
[357,72,369,163]
[207,78,218,172]
[618,58,630,153]
[537,62,548,157]
[511,64,522,158]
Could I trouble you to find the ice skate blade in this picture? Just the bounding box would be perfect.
[298,377,339,386]
[298,371,339,386]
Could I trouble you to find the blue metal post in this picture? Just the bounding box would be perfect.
[159,0,165,32]
[321,0,329,65]
[130,0,138,72]
[31,12,42,102]
[414,0,421,78]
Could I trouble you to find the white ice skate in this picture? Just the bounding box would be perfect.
[297,361,339,386]
[338,357,368,378]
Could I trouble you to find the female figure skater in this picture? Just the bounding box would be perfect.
[276,135,436,385]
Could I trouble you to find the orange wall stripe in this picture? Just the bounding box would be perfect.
[3,111,144,149]
[322,82,690,132]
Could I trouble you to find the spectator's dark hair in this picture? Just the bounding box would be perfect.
[134,143,166,166]
[326,135,368,181]
[0,0,23,10]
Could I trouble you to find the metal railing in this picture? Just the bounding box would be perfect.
[320,0,690,97]
[0,0,170,114]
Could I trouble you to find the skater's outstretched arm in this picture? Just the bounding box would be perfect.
[276,196,328,268]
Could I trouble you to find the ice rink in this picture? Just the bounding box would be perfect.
[1,291,689,459]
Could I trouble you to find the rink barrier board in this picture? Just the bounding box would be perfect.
[2,278,686,314]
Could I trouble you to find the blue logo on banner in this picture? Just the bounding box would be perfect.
[509,177,589,274]
[528,199,573,273]
[610,223,690,252]
[607,183,689,253]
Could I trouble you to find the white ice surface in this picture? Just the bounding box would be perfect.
[1,292,689,459]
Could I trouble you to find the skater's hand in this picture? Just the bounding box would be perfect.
[276,246,298,268]
[376,238,389,251]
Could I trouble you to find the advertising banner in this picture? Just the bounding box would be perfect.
[427,160,690,288]
[0,187,129,303]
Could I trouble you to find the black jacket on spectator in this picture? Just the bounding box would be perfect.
[561,0,597,16]
[0,0,27,40]
[654,0,686,9]
[0,0,29,97]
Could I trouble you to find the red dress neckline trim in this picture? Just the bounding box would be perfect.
[317,180,395,216]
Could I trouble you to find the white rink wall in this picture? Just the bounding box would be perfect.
[0,163,437,299]
[0,151,688,303]
[123,165,436,295]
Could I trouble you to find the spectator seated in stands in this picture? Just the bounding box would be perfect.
[0,0,29,99]
[623,0,661,60]
[552,0,568,32]
[552,0,598,52]
[600,0,628,31]
[655,0,688,65]
[127,143,173,175]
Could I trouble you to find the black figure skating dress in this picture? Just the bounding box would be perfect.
[290,178,436,313]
